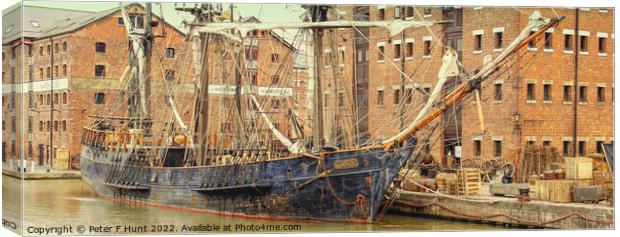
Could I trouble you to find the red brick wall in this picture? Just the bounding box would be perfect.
[2,5,194,165]
[460,7,614,168]
[460,7,522,165]
[329,5,450,158]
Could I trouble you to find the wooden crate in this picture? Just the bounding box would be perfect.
[565,157,593,180]
[457,168,481,196]
[548,180,573,203]
[537,179,593,203]
[54,149,70,170]
[534,180,549,201]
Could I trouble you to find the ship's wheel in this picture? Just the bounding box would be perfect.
[500,162,516,176]
[460,159,477,168]
[481,159,499,182]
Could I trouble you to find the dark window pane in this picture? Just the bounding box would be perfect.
[528,31,536,48]
[599,37,606,53]
[495,32,503,49]
[494,140,502,157]
[95,65,105,77]
[495,84,503,101]
[596,141,603,153]
[94,93,105,105]
[597,87,605,102]
[564,34,573,50]
[578,141,586,156]
[527,83,535,100]
[393,89,400,105]
[424,41,431,56]
[579,86,587,102]
[474,140,481,156]
[579,35,588,52]
[95,42,106,53]
[166,48,175,58]
[165,70,175,81]
[544,32,552,49]
[543,84,551,101]
[394,44,401,59]
[406,42,413,57]
[563,85,572,101]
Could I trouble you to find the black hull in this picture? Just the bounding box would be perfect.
[79,141,416,223]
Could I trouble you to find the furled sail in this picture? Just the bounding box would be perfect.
[197,20,439,42]
[120,5,149,117]
[166,96,188,131]
[250,95,304,153]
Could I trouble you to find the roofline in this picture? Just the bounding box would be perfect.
[241,17,297,51]
[266,30,296,51]
[31,3,187,41]
[3,4,95,17]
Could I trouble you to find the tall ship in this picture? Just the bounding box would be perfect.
[80,3,562,222]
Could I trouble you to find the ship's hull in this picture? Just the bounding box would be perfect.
[79,141,415,223]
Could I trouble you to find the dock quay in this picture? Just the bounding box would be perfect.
[2,162,81,180]
[390,190,614,229]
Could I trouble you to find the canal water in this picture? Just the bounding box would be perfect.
[3,177,504,234]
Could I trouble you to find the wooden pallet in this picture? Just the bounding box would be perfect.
[457,168,481,196]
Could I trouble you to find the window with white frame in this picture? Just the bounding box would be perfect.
[473,29,484,52]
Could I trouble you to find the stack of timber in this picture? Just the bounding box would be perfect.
[457,168,481,196]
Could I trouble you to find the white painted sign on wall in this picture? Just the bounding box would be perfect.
[208,84,293,97]
[2,78,69,94]
[454,146,462,158]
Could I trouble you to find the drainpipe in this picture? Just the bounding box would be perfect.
[572,9,579,157]
[398,6,406,130]
[50,37,55,167]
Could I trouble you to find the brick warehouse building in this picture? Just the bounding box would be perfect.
[324,6,614,167]
[460,7,614,167]
[2,4,308,168]
[2,4,613,171]
[1,4,191,168]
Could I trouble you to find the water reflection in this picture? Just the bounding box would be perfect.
[3,177,504,234]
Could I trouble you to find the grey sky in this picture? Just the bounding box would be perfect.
[19,1,306,39]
